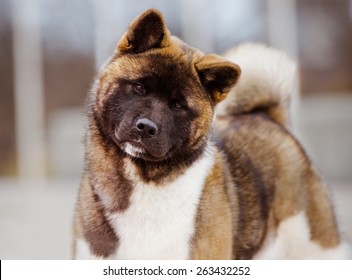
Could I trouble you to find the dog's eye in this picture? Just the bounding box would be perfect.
[173,102,184,110]
[133,83,145,95]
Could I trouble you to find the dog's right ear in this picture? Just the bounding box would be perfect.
[117,9,171,54]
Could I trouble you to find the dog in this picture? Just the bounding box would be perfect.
[73,9,351,259]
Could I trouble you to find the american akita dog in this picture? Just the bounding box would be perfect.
[73,9,351,259]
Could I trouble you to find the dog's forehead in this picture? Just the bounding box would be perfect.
[102,36,203,82]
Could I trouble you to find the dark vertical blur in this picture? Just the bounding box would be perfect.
[0,0,16,175]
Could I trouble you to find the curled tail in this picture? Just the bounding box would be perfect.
[216,43,297,129]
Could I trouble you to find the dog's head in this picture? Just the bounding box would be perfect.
[92,9,240,162]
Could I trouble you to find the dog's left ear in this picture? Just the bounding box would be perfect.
[196,54,241,104]
[117,9,171,54]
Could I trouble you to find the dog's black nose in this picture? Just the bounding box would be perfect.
[136,118,158,137]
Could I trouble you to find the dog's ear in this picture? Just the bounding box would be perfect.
[196,54,241,103]
[117,9,171,54]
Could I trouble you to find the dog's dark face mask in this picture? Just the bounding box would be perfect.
[107,55,205,162]
[93,9,241,163]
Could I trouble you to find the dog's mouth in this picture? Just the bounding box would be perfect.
[120,141,170,162]
[123,142,145,158]
[114,124,173,162]
[121,142,148,158]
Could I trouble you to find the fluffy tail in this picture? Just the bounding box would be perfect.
[216,43,297,128]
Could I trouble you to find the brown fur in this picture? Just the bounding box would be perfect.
[214,113,340,252]
[190,111,341,259]
[191,152,235,259]
[73,173,119,257]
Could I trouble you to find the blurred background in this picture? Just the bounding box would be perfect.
[0,0,351,259]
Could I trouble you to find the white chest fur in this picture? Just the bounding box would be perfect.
[108,147,215,260]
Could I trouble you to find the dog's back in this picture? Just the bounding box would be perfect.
[213,44,351,259]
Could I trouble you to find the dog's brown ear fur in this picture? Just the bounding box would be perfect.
[117,9,171,54]
[196,54,241,103]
